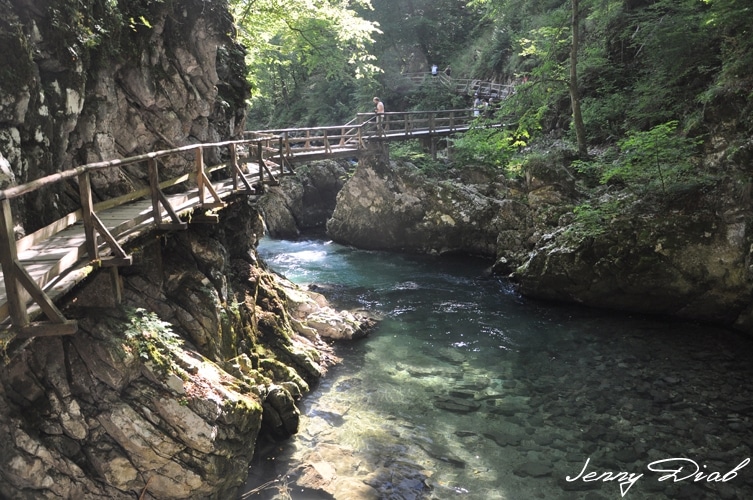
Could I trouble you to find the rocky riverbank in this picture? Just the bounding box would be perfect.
[0,200,374,499]
[265,140,753,335]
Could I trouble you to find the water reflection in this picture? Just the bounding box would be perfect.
[243,237,753,500]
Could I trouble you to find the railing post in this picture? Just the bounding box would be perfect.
[78,171,98,261]
[277,136,292,173]
[195,147,204,205]
[0,198,29,328]
[148,158,162,223]
[258,141,264,187]
[230,143,238,191]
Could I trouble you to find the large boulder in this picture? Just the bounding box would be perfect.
[327,143,527,257]
[514,189,753,330]
[259,159,351,238]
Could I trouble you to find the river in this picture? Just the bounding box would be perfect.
[241,236,753,499]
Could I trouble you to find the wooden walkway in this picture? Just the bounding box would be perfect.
[401,72,515,100]
[0,107,505,341]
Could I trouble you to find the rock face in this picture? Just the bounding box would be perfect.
[327,143,532,257]
[0,201,373,499]
[0,0,248,233]
[325,142,753,333]
[515,189,753,329]
[259,159,351,238]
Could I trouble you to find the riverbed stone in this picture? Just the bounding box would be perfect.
[434,396,481,413]
[513,461,553,477]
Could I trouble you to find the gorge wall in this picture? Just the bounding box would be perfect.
[270,141,753,335]
[0,1,373,498]
[0,199,373,499]
[0,0,248,232]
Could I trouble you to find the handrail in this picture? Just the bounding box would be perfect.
[400,72,515,98]
[0,135,284,336]
[0,106,504,336]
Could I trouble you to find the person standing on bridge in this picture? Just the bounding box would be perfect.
[473,94,482,117]
[431,64,438,77]
[373,97,385,134]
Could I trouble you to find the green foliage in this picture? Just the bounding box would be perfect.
[370,0,486,67]
[231,0,381,127]
[601,121,702,196]
[570,198,623,238]
[406,81,467,111]
[227,0,753,151]
[390,140,448,175]
[124,308,183,365]
[42,0,129,67]
[451,123,518,169]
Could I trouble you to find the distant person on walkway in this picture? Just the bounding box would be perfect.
[473,94,482,117]
[444,65,451,77]
[431,64,438,77]
[373,96,385,133]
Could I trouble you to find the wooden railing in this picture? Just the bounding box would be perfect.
[356,108,476,137]
[244,117,363,165]
[401,72,515,99]
[0,106,497,338]
[245,108,480,164]
[0,135,288,337]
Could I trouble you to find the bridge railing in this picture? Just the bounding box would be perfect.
[0,135,282,336]
[244,121,363,165]
[400,72,515,99]
[356,109,476,137]
[243,109,480,163]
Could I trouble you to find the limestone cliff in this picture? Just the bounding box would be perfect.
[327,143,532,257]
[0,200,372,499]
[0,1,373,498]
[0,0,248,233]
[323,141,753,334]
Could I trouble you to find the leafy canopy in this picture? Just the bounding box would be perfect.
[230,0,381,125]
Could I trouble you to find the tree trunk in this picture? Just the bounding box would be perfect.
[570,0,588,158]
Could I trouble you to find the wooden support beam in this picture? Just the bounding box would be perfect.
[230,143,240,192]
[92,213,129,259]
[148,159,187,231]
[199,171,225,207]
[157,223,189,232]
[157,190,186,228]
[191,214,220,224]
[196,148,205,206]
[0,198,31,328]
[109,266,123,304]
[13,260,70,324]
[9,320,78,339]
[100,256,134,267]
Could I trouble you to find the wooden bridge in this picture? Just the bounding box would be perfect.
[0,107,499,341]
[401,72,515,100]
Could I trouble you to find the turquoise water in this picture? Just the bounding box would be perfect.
[243,237,753,500]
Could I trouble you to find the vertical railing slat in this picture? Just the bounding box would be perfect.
[0,198,28,327]
[78,171,98,261]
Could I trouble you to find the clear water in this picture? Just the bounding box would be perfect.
[243,237,753,500]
